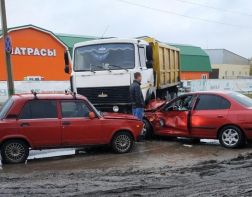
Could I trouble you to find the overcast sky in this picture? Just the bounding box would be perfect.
[4,0,252,58]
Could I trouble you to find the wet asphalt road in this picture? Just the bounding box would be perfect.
[1,138,252,196]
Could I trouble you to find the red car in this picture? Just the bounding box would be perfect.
[144,91,252,148]
[0,93,143,164]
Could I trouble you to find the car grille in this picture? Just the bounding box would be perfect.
[77,86,131,104]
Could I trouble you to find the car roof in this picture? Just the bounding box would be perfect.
[12,93,87,101]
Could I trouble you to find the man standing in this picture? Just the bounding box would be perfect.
[130,72,144,120]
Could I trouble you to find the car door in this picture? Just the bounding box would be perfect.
[190,94,231,138]
[18,100,61,148]
[155,95,195,137]
[60,100,102,145]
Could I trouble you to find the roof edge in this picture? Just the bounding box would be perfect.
[0,24,68,49]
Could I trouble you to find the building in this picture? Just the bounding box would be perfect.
[0,25,97,81]
[204,49,250,79]
[170,44,212,80]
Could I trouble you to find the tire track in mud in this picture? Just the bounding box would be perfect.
[1,153,252,196]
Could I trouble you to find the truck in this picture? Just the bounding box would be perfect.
[64,37,180,113]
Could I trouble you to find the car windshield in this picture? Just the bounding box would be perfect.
[0,97,14,119]
[74,43,135,71]
[229,92,252,107]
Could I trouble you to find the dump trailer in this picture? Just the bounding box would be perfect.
[64,37,180,112]
[143,37,180,99]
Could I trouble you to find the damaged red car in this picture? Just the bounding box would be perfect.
[0,93,143,164]
[144,91,252,148]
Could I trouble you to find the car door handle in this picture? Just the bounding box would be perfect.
[20,123,30,127]
[62,121,71,126]
[217,115,224,118]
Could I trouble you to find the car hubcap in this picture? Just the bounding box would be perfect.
[5,143,25,162]
[115,135,131,152]
[222,129,239,146]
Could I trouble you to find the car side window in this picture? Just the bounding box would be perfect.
[61,101,91,118]
[164,95,194,111]
[19,100,57,119]
[195,95,231,110]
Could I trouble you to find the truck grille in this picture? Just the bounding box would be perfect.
[77,86,131,104]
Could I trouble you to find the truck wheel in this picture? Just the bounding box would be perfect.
[143,119,153,139]
[219,126,245,148]
[1,140,29,164]
[112,131,134,153]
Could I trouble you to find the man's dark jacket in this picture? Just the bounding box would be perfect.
[130,80,145,108]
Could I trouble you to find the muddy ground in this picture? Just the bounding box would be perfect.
[1,138,252,196]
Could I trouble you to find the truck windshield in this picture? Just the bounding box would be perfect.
[0,97,14,119]
[74,43,135,71]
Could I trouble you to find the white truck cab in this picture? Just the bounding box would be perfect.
[65,38,155,112]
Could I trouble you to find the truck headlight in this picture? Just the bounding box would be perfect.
[113,106,119,112]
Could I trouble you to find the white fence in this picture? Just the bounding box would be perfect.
[0,81,70,103]
[184,79,252,93]
[1,79,252,104]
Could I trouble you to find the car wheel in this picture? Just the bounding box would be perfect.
[1,140,29,164]
[112,132,134,153]
[219,126,245,148]
[143,119,153,139]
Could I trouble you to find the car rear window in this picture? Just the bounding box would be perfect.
[19,100,57,119]
[0,98,14,119]
[229,92,252,107]
[195,94,230,110]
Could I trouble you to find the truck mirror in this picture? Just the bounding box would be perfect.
[146,60,153,69]
[64,51,70,74]
[64,65,70,74]
[146,45,153,61]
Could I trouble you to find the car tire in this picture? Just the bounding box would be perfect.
[219,126,245,148]
[1,139,29,164]
[143,119,153,139]
[111,131,134,154]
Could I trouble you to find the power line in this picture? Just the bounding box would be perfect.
[176,0,252,17]
[115,0,252,29]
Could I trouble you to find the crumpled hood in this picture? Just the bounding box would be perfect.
[145,99,167,112]
[102,112,139,120]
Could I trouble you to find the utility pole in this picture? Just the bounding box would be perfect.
[0,0,14,96]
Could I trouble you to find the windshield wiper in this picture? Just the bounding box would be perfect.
[89,65,96,73]
[108,64,128,72]
[90,64,111,72]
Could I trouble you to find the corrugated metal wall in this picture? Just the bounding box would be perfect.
[205,49,249,65]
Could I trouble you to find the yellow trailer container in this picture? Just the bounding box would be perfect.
[144,37,180,90]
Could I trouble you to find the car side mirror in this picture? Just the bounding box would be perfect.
[173,105,179,111]
[64,51,70,74]
[6,114,18,119]
[89,112,96,119]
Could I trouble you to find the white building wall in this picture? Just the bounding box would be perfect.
[211,64,250,79]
